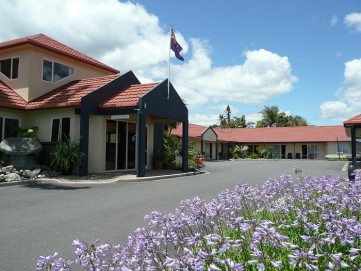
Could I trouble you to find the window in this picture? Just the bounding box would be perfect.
[51,117,70,142]
[42,60,74,83]
[338,143,350,154]
[0,117,20,141]
[308,145,319,159]
[0,57,19,79]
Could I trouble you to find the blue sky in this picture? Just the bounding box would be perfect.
[1,0,361,126]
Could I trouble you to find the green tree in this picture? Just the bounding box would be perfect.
[257,106,282,127]
[256,106,308,127]
[286,115,308,126]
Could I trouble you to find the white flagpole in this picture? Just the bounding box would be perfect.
[167,25,172,100]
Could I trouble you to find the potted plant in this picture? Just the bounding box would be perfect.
[153,150,165,170]
[50,137,85,175]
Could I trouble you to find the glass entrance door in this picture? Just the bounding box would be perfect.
[106,120,136,171]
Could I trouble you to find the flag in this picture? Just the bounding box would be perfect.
[170,26,184,61]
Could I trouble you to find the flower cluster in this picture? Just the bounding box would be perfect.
[37,172,361,270]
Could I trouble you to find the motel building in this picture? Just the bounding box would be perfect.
[0,34,188,177]
[1,34,360,178]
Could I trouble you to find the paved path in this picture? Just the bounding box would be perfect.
[0,160,346,270]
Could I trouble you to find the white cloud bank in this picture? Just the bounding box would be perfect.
[0,0,297,124]
[319,13,361,121]
[320,58,361,121]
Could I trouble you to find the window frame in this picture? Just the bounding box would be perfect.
[50,117,71,142]
[42,59,74,83]
[0,56,20,80]
[0,117,20,141]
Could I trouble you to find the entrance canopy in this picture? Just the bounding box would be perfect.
[79,71,188,176]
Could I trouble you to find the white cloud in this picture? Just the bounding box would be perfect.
[345,12,361,32]
[0,0,297,124]
[320,58,361,120]
[330,15,338,27]
[320,101,349,120]
[173,42,297,108]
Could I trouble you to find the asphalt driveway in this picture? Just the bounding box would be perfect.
[0,159,347,270]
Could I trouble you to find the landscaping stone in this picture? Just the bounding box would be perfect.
[4,172,22,182]
[0,164,43,183]
[22,169,41,179]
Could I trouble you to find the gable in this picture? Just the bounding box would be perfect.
[202,127,217,141]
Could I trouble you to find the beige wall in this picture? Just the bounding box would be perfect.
[0,109,25,125]
[327,141,361,156]
[0,46,115,101]
[21,108,79,142]
[88,115,106,173]
[87,114,154,173]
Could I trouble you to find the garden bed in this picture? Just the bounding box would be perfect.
[38,169,361,270]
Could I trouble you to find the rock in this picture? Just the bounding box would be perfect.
[0,138,42,170]
[4,173,22,182]
[0,137,42,155]
[22,169,41,179]
[1,165,13,174]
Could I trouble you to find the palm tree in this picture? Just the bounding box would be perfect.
[257,106,308,127]
[257,106,281,127]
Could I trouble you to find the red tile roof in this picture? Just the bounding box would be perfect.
[214,127,240,142]
[0,33,119,73]
[344,114,361,126]
[216,126,350,143]
[0,80,27,109]
[100,83,158,109]
[26,74,120,110]
[173,124,350,143]
[172,123,210,139]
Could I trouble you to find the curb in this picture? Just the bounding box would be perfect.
[0,170,207,187]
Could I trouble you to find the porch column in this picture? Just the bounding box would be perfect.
[216,141,219,160]
[351,126,357,167]
[136,99,146,177]
[79,113,89,176]
[182,118,189,172]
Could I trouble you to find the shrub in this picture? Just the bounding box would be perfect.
[163,131,198,169]
[38,172,361,270]
[249,153,259,159]
[50,137,84,175]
